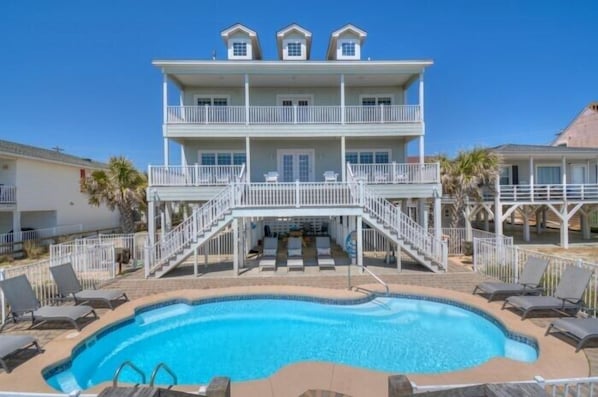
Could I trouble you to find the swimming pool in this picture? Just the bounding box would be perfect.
[45,295,537,392]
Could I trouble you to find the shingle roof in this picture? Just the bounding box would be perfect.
[0,139,107,169]
[491,143,598,156]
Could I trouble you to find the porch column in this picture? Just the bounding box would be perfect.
[417,199,426,228]
[341,136,346,182]
[245,136,251,182]
[535,208,542,235]
[560,205,569,248]
[494,178,503,236]
[418,136,425,164]
[148,197,156,248]
[464,205,472,241]
[163,74,169,166]
[163,138,169,167]
[340,74,345,125]
[356,215,363,269]
[12,211,21,243]
[529,156,534,196]
[181,146,187,166]
[164,203,172,233]
[418,71,425,164]
[233,218,239,275]
[562,156,567,199]
[522,210,530,242]
[581,212,591,240]
[434,194,442,240]
[244,74,250,125]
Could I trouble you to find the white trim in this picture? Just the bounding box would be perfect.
[192,94,232,106]
[338,39,359,60]
[230,39,251,60]
[359,94,394,105]
[276,149,316,182]
[276,94,314,106]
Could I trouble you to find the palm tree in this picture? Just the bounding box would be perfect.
[437,148,502,229]
[82,156,147,233]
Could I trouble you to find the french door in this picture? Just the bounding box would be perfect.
[571,164,587,184]
[278,150,314,182]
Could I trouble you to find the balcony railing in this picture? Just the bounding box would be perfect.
[148,165,245,186]
[498,184,598,201]
[348,163,440,184]
[167,105,421,125]
[0,185,16,204]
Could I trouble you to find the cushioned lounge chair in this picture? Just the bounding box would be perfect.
[0,274,97,331]
[502,266,593,320]
[50,262,128,309]
[546,317,598,352]
[287,237,304,271]
[0,335,41,373]
[316,236,335,270]
[473,256,549,301]
[259,237,278,271]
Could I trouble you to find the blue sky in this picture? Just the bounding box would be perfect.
[1,0,596,169]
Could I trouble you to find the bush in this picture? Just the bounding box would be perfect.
[22,240,47,259]
[463,241,474,256]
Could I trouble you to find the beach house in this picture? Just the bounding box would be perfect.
[146,23,445,277]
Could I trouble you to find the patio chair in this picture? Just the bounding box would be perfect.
[259,237,278,271]
[316,236,335,270]
[0,335,41,373]
[472,256,549,301]
[502,266,593,320]
[50,262,128,309]
[264,171,279,183]
[323,171,338,182]
[287,237,304,271]
[545,317,598,352]
[0,274,97,331]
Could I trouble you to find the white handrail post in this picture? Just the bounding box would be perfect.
[380,104,384,123]
[295,180,300,208]
[293,105,297,124]
[192,211,198,243]
[359,180,365,207]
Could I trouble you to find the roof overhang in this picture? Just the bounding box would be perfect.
[491,145,598,161]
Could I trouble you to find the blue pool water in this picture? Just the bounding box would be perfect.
[45,296,537,392]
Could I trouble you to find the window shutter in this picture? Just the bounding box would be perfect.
[512,165,519,185]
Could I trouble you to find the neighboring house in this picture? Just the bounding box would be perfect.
[552,102,598,148]
[465,144,598,248]
[146,23,444,278]
[0,139,121,241]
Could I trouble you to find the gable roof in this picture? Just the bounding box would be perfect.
[276,23,312,60]
[0,139,107,169]
[326,24,367,59]
[552,101,598,147]
[490,143,598,159]
[220,23,262,60]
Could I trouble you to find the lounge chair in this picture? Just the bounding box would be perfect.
[0,274,97,331]
[502,266,593,320]
[316,236,335,270]
[259,237,278,271]
[323,171,338,182]
[50,262,128,309]
[0,335,41,373]
[264,171,279,183]
[472,256,549,301]
[287,237,304,271]
[546,317,598,352]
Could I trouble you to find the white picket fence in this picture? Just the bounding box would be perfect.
[474,238,598,316]
[438,228,514,256]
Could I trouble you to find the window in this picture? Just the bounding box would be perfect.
[346,150,391,164]
[196,97,228,106]
[232,42,247,57]
[341,41,356,57]
[362,96,392,106]
[537,166,561,184]
[345,153,358,164]
[287,42,302,57]
[200,151,246,166]
[499,167,511,185]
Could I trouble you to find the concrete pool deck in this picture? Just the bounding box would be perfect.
[0,275,593,397]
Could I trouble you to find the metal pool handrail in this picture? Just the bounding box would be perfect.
[356,263,389,296]
[112,361,146,387]
[149,362,178,387]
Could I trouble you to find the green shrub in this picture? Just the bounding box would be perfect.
[22,240,47,259]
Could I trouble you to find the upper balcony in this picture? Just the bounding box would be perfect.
[0,185,16,205]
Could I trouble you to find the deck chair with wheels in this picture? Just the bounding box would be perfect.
[50,262,128,309]
[259,237,278,271]
[546,317,598,352]
[316,236,335,270]
[0,274,97,331]
[502,266,593,320]
[286,237,304,271]
[0,335,41,373]
[472,256,549,301]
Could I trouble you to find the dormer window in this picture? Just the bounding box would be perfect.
[341,41,356,57]
[287,42,302,57]
[232,42,247,57]
[327,24,367,60]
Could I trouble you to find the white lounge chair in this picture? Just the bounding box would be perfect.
[259,237,278,271]
[323,171,338,182]
[264,171,279,183]
[287,237,304,271]
[316,236,335,270]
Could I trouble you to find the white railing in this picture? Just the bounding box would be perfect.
[348,162,440,184]
[167,105,421,125]
[362,228,392,254]
[0,224,85,255]
[435,228,513,256]
[148,165,244,186]
[145,185,235,276]
[499,184,598,201]
[473,238,598,316]
[235,182,358,208]
[0,185,16,204]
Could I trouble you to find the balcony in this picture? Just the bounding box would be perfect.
[347,163,440,184]
[167,105,421,125]
[497,184,598,202]
[149,165,245,186]
[0,185,16,204]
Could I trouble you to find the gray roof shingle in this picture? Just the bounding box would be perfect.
[0,139,107,169]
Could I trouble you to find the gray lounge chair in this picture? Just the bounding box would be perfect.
[546,317,598,352]
[316,236,335,270]
[287,237,304,271]
[473,256,549,301]
[50,262,128,309]
[0,335,41,373]
[502,266,593,319]
[259,237,278,271]
[0,274,97,331]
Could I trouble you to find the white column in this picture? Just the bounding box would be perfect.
[233,218,239,275]
[163,138,169,167]
[341,136,346,182]
[523,211,530,242]
[419,72,425,164]
[494,178,503,237]
[417,199,426,227]
[560,206,569,248]
[582,212,591,239]
[356,215,363,269]
[163,74,169,166]
[245,136,251,182]
[529,157,534,186]
[434,195,442,240]
[244,74,250,125]
[12,211,21,242]
[340,74,345,125]
[181,146,187,166]
[562,155,567,190]
[418,136,424,164]
[148,199,156,248]
[164,204,172,233]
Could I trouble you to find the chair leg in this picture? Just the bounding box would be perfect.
[0,358,10,373]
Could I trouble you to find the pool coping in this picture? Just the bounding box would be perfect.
[0,284,590,397]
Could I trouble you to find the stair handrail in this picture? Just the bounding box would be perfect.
[149,362,178,387]
[113,360,146,387]
[146,184,236,275]
[356,263,389,295]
